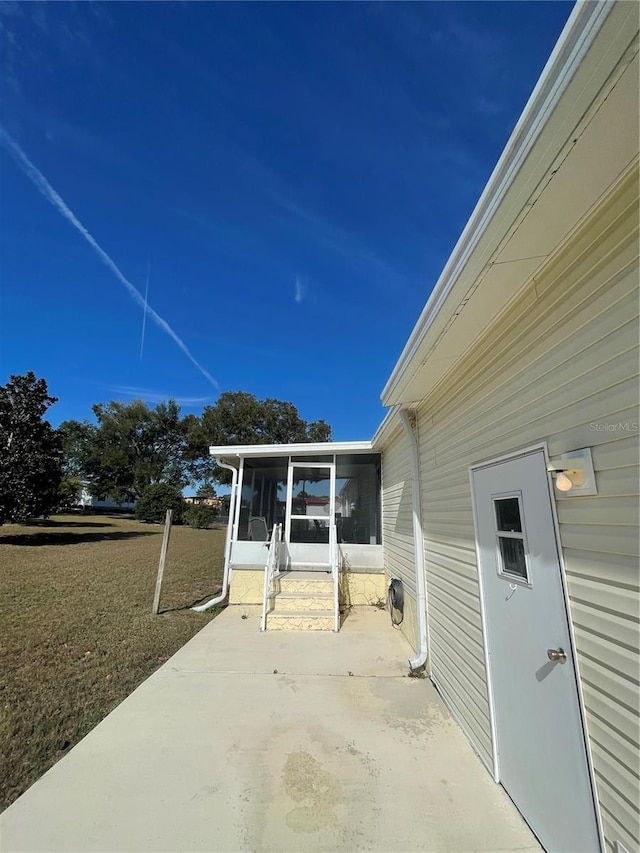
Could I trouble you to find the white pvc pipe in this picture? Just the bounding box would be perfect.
[399,409,429,671]
[191,459,238,612]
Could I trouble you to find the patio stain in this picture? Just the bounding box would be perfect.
[338,739,380,778]
[282,751,342,834]
[189,783,219,801]
[277,675,300,693]
[371,677,452,739]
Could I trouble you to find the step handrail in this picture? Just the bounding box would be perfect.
[330,523,340,632]
[260,523,282,631]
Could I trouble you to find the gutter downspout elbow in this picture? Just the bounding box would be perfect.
[191,458,238,612]
[399,409,428,673]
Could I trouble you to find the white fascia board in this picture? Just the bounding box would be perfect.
[371,406,403,449]
[209,440,374,459]
[380,0,614,406]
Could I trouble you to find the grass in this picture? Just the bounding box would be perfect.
[0,513,225,812]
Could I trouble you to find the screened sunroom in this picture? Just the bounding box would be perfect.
[209,442,386,615]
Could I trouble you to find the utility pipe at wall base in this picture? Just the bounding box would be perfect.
[399,409,429,672]
[191,458,238,613]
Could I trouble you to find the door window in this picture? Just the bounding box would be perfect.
[493,494,530,583]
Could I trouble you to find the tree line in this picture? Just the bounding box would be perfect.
[0,372,332,524]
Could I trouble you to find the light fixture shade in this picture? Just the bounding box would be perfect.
[547,448,598,497]
[555,471,573,492]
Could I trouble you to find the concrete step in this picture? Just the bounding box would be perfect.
[267,610,336,631]
[287,565,332,574]
[278,570,330,580]
[278,576,334,595]
[274,592,334,613]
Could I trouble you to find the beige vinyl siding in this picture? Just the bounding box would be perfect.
[416,166,639,849]
[419,463,494,769]
[381,423,419,650]
[381,424,416,598]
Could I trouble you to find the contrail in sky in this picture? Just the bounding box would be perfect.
[140,258,150,360]
[0,126,218,389]
[294,276,303,304]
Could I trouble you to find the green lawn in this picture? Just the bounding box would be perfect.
[0,513,225,811]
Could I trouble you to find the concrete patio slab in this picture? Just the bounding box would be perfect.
[1,606,542,853]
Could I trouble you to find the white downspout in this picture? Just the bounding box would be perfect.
[191,458,238,613]
[399,409,429,672]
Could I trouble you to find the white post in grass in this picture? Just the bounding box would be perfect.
[152,509,173,615]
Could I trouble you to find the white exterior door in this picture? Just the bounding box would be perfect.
[472,449,601,853]
[285,462,335,570]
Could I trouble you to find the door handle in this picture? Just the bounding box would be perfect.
[547,647,567,664]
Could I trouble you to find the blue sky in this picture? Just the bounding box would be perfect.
[0,1,573,440]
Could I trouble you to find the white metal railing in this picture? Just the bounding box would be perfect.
[330,523,340,632]
[261,523,282,631]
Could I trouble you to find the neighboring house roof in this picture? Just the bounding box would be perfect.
[381,0,638,408]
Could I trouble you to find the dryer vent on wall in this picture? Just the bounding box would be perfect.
[388,578,404,626]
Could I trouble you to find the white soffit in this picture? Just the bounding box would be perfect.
[382,1,639,408]
[394,50,638,406]
[429,256,544,362]
[496,51,639,265]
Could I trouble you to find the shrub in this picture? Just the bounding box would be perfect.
[134,484,185,524]
[184,503,218,529]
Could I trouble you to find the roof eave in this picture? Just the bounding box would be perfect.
[380,0,614,407]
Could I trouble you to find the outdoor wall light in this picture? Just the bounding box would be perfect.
[547,448,597,496]
[552,468,584,492]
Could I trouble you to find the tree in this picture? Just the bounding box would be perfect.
[58,419,93,478]
[71,399,191,502]
[0,372,63,523]
[306,418,332,442]
[196,482,217,499]
[56,476,83,510]
[134,483,186,524]
[56,391,333,496]
[197,392,332,446]
[184,503,218,529]
[187,392,333,483]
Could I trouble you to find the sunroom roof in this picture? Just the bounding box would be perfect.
[209,441,374,459]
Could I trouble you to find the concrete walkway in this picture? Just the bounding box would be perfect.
[1,606,541,853]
